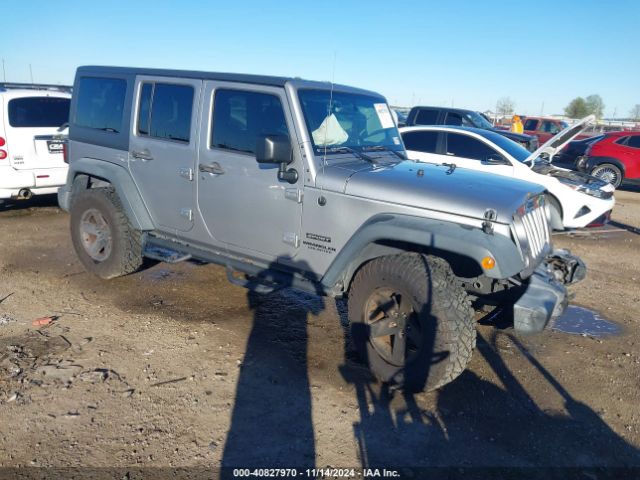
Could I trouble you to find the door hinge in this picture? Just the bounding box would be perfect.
[180,208,193,221]
[179,167,194,181]
[284,188,303,203]
[283,232,300,247]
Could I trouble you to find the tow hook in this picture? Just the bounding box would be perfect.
[544,249,586,285]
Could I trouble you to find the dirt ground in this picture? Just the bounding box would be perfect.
[0,188,639,478]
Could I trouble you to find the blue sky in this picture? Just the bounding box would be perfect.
[2,0,639,116]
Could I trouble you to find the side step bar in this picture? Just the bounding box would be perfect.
[143,245,192,264]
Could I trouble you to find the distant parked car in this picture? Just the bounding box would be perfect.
[406,106,539,151]
[400,115,615,230]
[553,134,605,168]
[521,116,578,144]
[0,83,71,203]
[576,131,640,188]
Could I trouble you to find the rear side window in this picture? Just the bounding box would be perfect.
[211,89,288,155]
[614,136,629,146]
[627,136,640,149]
[446,133,498,161]
[136,83,194,142]
[523,119,539,131]
[402,131,439,153]
[75,77,127,132]
[8,97,70,128]
[415,109,439,125]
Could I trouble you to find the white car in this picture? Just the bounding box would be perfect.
[400,115,615,230]
[0,83,71,202]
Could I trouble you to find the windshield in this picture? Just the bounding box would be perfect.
[466,111,494,130]
[298,89,404,155]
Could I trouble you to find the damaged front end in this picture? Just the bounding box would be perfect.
[512,249,586,334]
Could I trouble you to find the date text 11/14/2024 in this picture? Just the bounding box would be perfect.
[231,468,400,478]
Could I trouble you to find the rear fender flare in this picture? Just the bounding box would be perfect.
[66,158,155,231]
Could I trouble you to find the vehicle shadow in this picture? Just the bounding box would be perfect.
[220,261,324,474]
[608,220,640,235]
[219,260,640,476]
[0,194,59,212]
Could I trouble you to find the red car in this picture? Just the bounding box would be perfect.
[522,117,570,143]
[577,131,640,188]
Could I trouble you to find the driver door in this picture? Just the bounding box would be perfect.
[196,83,302,259]
[443,132,514,176]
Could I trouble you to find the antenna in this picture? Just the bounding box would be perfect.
[318,51,337,203]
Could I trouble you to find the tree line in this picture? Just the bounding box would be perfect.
[495,95,640,121]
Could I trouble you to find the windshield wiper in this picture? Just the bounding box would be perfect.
[362,145,406,160]
[322,146,376,163]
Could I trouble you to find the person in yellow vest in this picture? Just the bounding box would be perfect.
[511,114,524,134]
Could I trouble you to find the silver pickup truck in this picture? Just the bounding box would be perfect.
[58,66,585,391]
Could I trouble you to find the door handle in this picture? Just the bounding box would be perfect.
[131,149,154,161]
[199,162,225,175]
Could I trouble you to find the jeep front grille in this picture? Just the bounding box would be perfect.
[512,195,551,273]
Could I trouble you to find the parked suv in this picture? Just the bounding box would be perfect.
[0,83,71,202]
[405,106,539,151]
[59,66,585,392]
[576,131,640,188]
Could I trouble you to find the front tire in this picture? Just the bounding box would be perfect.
[591,163,623,189]
[347,253,475,392]
[70,188,144,279]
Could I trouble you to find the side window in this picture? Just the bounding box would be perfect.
[148,84,194,142]
[444,112,464,126]
[211,89,288,155]
[137,83,152,135]
[446,133,499,161]
[614,136,629,146]
[542,121,561,134]
[523,119,539,131]
[75,77,127,132]
[415,109,439,125]
[402,131,439,153]
[626,136,640,149]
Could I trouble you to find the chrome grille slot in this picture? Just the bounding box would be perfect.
[512,195,551,273]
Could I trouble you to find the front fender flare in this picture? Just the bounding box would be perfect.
[321,214,524,293]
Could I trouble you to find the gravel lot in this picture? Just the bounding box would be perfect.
[0,189,639,476]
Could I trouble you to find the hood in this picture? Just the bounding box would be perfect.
[318,159,546,223]
[525,115,595,163]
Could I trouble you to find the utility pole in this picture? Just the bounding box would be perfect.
[29,64,33,83]
[2,59,5,82]
[540,101,544,116]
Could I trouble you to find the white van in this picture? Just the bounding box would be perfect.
[0,83,71,202]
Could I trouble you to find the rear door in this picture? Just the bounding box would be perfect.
[401,130,442,163]
[128,76,202,232]
[3,94,69,170]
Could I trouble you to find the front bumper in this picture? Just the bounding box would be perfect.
[512,249,585,333]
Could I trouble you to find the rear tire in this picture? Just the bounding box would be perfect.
[591,163,623,189]
[347,253,475,392]
[70,188,144,279]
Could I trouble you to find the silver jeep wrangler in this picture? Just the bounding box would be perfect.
[58,66,585,391]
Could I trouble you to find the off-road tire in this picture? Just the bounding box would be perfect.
[591,163,623,189]
[347,253,475,392]
[70,187,144,279]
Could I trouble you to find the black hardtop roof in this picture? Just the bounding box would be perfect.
[410,105,477,114]
[76,66,382,96]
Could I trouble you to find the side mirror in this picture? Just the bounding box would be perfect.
[256,135,292,164]
[482,153,508,165]
[256,134,298,184]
